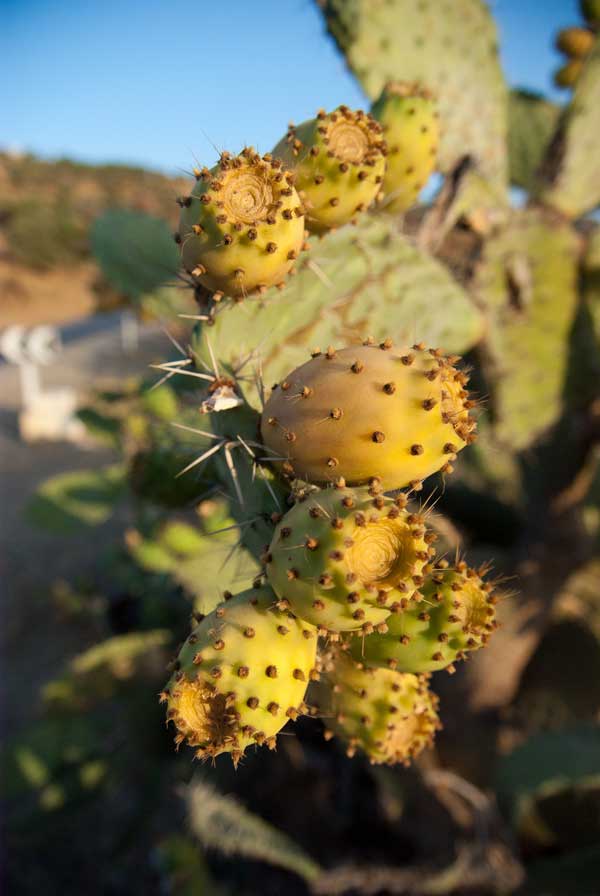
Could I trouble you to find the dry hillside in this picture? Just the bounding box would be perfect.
[0,152,188,327]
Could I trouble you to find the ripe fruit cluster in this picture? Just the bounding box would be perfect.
[175,88,439,303]
[554,2,598,90]
[163,91,502,768]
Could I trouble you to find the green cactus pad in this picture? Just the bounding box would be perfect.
[507,90,561,192]
[193,215,483,410]
[319,0,508,192]
[317,651,440,765]
[265,485,432,634]
[370,82,439,213]
[474,209,580,449]
[272,106,386,233]
[91,209,180,300]
[538,38,600,216]
[260,342,476,490]
[163,586,317,764]
[178,147,305,299]
[348,561,497,674]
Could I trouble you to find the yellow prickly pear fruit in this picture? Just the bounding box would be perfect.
[260,341,476,491]
[177,147,305,299]
[370,82,439,214]
[554,58,584,88]
[161,585,317,765]
[349,561,497,674]
[317,651,440,765]
[272,106,386,234]
[555,26,595,58]
[265,485,432,635]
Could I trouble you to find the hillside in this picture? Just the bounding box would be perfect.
[0,152,189,327]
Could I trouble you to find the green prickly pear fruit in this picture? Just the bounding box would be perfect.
[272,106,386,234]
[580,0,600,27]
[162,585,317,764]
[317,651,439,765]
[260,342,476,491]
[177,147,305,300]
[348,561,497,674]
[370,82,440,214]
[554,58,584,88]
[555,27,595,58]
[264,485,432,634]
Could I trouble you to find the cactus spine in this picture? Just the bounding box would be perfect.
[162,586,317,763]
[371,82,440,213]
[318,651,440,765]
[177,147,305,299]
[265,485,432,634]
[272,107,386,233]
[261,342,476,490]
[348,562,497,674]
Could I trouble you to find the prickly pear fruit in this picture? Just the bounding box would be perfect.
[370,82,440,214]
[162,585,317,764]
[260,342,476,491]
[348,561,497,674]
[580,0,600,27]
[554,59,584,88]
[177,147,305,299]
[272,106,386,234]
[556,27,595,58]
[317,651,439,765]
[265,485,432,634]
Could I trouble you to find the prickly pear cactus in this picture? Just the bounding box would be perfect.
[260,342,476,489]
[193,216,483,402]
[317,651,440,764]
[272,106,386,233]
[371,82,439,213]
[474,209,581,449]
[163,586,317,763]
[349,561,497,674]
[177,147,305,298]
[320,0,508,192]
[538,38,600,217]
[265,485,432,634]
[507,90,560,191]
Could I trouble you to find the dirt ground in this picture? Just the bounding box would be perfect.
[0,317,170,737]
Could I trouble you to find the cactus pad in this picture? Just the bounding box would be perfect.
[474,210,580,449]
[318,652,439,765]
[319,0,508,192]
[260,342,476,490]
[193,217,483,407]
[349,561,497,674]
[371,82,439,213]
[163,586,316,764]
[272,106,386,233]
[507,90,561,192]
[538,38,600,217]
[265,485,432,634]
[178,148,305,299]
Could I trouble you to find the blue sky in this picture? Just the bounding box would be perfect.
[1,0,579,174]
